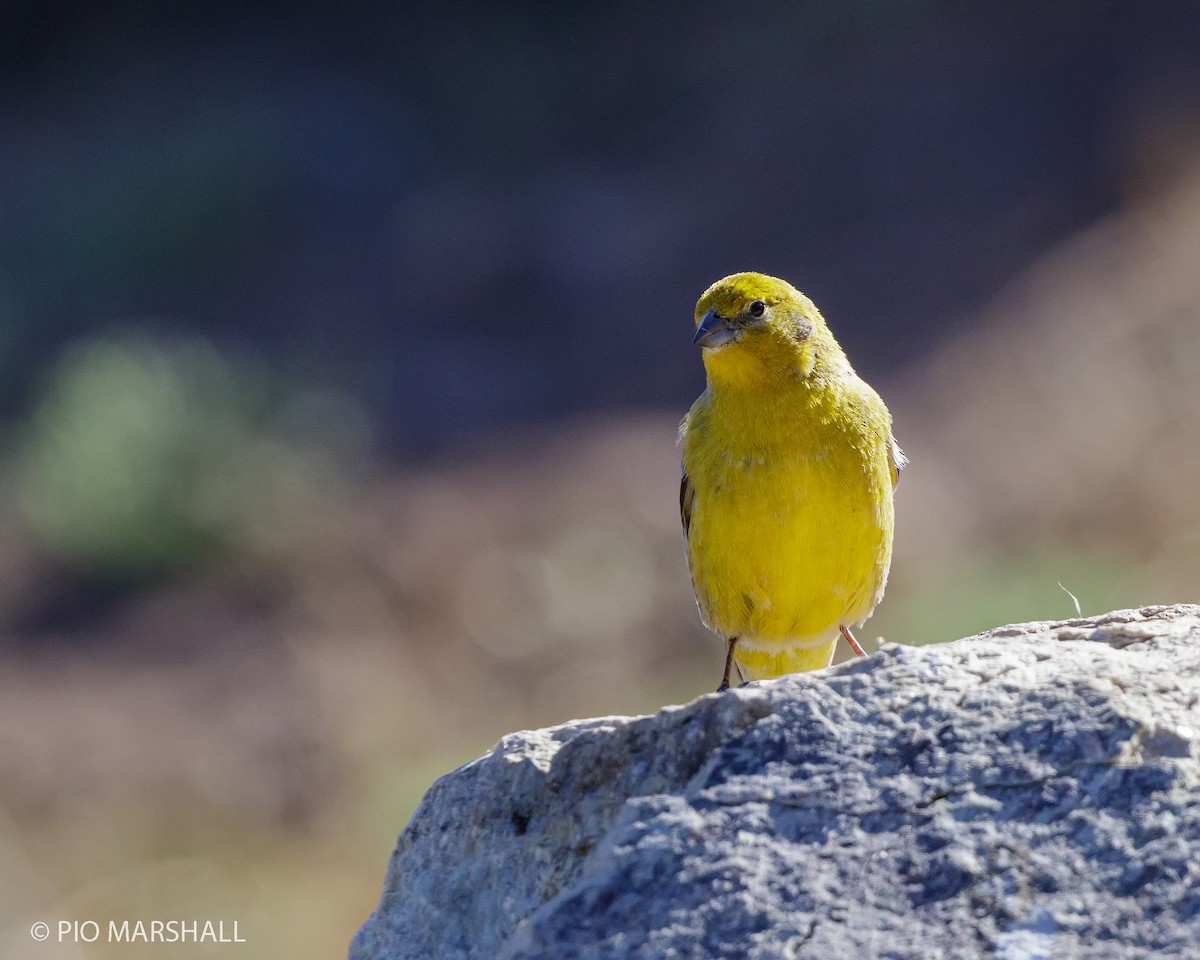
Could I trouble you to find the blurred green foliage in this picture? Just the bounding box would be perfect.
[871,546,1157,651]
[13,332,370,585]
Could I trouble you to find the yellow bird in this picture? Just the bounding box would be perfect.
[680,272,903,690]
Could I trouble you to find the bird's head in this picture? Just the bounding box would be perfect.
[693,272,847,389]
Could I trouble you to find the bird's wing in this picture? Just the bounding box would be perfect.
[888,436,907,489]
[680,468,695,539]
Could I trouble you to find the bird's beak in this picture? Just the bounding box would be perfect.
[693,309,738,349]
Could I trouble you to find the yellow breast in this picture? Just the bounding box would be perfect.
[682,375,895,678]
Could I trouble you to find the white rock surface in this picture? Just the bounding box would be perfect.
[351,604,1200,959]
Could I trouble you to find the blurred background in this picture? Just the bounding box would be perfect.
[2,1,1200,957]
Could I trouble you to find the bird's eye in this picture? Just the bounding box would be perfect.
[748,300,767,319]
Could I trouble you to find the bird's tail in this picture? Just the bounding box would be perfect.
[734,639,838,680]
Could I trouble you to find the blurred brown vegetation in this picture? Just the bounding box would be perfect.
[3,157,1200,957]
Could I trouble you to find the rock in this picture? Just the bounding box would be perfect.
[350,604,1200,959]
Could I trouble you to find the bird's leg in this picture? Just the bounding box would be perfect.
[717,636,739,692]
[839,624,867,658]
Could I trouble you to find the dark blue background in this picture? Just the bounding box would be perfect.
[4,1,1198,450]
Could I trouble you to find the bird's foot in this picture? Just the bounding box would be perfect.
[716,636,740,692]
[839,624,868,657]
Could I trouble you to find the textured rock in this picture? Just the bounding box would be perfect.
[351,605,1200,959]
